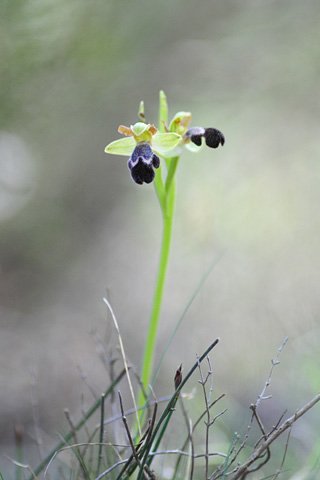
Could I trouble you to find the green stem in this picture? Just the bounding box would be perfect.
[137,90,177,411]
[139,176,176,400]
[165,156,179,195]
[153,163,166,211]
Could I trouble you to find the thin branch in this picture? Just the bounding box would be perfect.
[96,393,106,476]
[113,409,158,480]
[63,409,91,480]
[134,340,220,480]
[209,409,228,428]
[174,391,226,478]
[103,297,142,438]
[63,409,79,445]
[4,457,39,480]
[143,400,158,455]
[197,354,211,480]
[118,391,153,480]
[256,337,288,409]
[95,458,129,479]
[209,433,240,480]
[272,426,292,480]
[239,404,271,478]
[267,409,287,439]
[28,368,126,480]
[207,356,214,404]
[179,397,195,480]
[44,442,130,477]
[97,446,227,480]
[149,450,227,459]
[224,337,289,475]
[187,419,195,480]
[230,392,320,480]
[250,404,267,440]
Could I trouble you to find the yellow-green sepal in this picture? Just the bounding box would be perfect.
[138,101,146,122]
[152,132,181,154]
[104,137,136,156]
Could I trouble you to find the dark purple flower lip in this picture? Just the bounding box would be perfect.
[128,142,160,185]
[184,127,225,149]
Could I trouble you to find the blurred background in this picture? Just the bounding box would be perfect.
[1,0,320,477]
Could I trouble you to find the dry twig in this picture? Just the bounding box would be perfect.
[230,392,320,479]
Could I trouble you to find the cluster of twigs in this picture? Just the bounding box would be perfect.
[8,324,320,480]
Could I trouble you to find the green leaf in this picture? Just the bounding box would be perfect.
[104,137,136,156]
[152,132,181,153]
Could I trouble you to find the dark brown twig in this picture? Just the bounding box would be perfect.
[118,391,155,480]
[64,409,90,480]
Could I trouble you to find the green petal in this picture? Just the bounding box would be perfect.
[104,137,136,156]
[158,90,168,133]
[156,145,182,159]
[152,132,181,153]
[131,122,148,136]
[184,141,204,153]
[169,111,192,133]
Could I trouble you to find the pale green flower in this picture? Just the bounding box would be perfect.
[105,122,181,185]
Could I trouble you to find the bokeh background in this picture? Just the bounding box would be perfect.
[1,0,320,477]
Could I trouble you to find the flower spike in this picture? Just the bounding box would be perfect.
[105,95,225,186]
[105,120,181,185]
